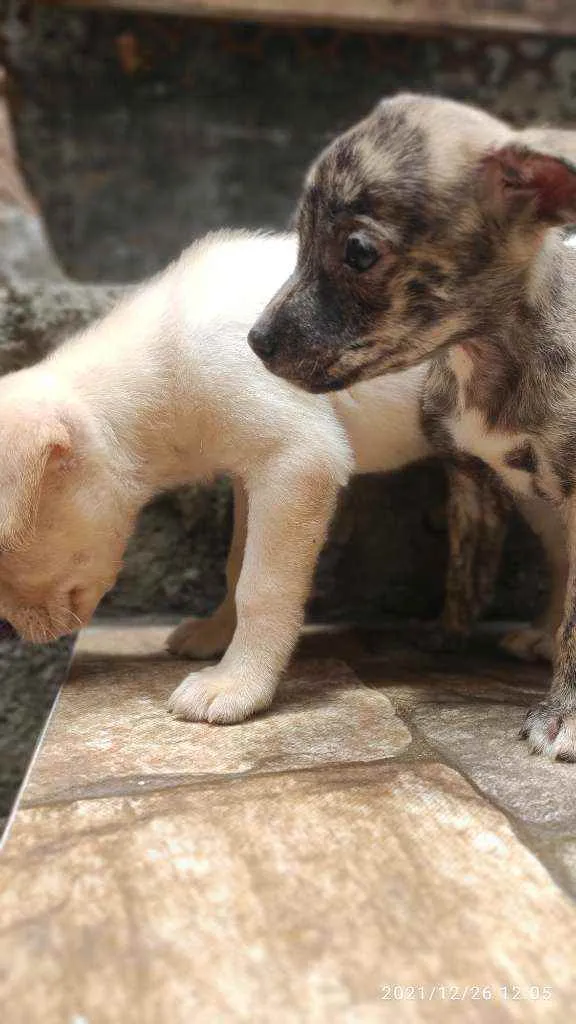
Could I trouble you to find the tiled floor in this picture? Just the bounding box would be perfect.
[2,621,576,1022]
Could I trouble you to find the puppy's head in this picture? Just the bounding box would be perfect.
[249,93,576,391]
[0,372,135,642]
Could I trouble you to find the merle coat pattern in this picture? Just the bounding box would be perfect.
[249,93,576,760]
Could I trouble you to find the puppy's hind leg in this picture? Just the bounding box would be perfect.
[167,477,246,659]
[168,446,346,724]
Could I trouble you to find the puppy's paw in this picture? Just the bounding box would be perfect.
[500,627,554,664]
[166,614,235,660]
[520,700,576,761]
[167,665,276,724]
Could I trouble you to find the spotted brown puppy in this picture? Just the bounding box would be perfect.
[249,93,576,760]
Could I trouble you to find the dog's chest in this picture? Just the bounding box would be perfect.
[444,349,560,502]
[449,405,536,496]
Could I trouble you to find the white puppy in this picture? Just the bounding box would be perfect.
[0,231,430,722]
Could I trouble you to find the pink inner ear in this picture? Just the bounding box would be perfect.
[527,154,576,219]
[483,145,576,221]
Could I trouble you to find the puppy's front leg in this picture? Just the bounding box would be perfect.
[168,452,343,724]
[424,461,507,650]
[521,503,576,760]
[167,477,247,659]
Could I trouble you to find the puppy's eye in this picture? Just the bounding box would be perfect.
[344,232,380,273]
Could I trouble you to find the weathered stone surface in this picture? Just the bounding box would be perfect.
[6,625,576,1020]
[3,743,576,1019]
[355,644,576,898]
[21,626,410,806]
[37,0,576,38]
[0,278,125,371]
[356,626,550,702]
[353,634,576,808]
[410,703,576,830]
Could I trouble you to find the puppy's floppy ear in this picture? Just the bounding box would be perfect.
[479,143,576,226]
[0,416,73,550]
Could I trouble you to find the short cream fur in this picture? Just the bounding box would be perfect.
[0,231,430,722]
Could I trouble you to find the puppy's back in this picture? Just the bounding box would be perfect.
[179,230,297,334]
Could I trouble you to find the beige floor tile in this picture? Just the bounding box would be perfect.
[23,640,410,807]
[3,761,575,1024]
[4,624,576,1023]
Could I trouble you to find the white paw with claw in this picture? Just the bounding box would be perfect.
[168,664,276,724]
[500,627,554,664]
[520,701,576,761]
[167,613,235,660]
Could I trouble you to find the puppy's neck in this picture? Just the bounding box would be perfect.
[48,269,205,499]
[455,230,576,369]
[506,230,576,363]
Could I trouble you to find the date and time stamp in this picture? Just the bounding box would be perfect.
[380,984,554,1003]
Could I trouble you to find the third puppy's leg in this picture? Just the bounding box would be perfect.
[167,478,247,659]
[168,450,344,724]
[426,461,507,650]
[501,496,567,664]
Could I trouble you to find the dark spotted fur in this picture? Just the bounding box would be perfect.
[505,442,538,475]
[441,460,509,641]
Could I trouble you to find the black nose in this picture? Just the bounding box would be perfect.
[248,325,277,359]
